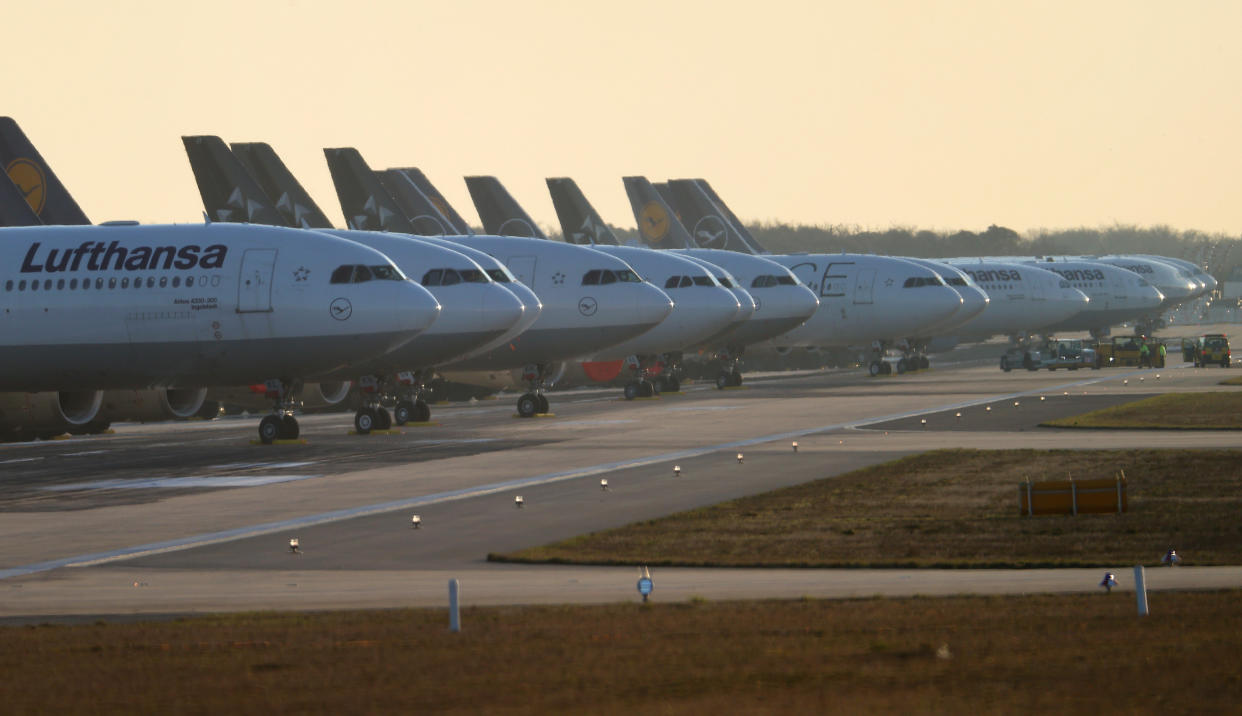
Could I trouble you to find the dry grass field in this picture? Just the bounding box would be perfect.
[493,449,1242,568]
[3,592,1240,715]
[1040,392,1242,429]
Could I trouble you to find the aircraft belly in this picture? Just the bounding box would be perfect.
[724,315,812,346]
[445,323,661,370]
[0,332,407,392]
[321,330,506,379]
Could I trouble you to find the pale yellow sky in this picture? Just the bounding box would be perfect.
[8,0,1242,234]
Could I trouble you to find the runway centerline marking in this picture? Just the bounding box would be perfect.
[0,368,1157,581]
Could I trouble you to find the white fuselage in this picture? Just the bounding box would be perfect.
[941,260,1090,338]
[674,249,820,346]
[0,223,440,392]
[762,253,964,348]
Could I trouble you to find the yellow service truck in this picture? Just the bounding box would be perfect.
[1096,336,1164,368]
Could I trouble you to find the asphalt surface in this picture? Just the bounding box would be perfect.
[3,342,1240,620]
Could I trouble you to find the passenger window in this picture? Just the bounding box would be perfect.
[44,279,52,290]
[664,276,681,289]
[31,280,38,292]
[19,280,26,291]
[353,265,373,283]
[422,269,443,286]
[582,270,601,286]
[3,280,11,291]
[147,277,155,288]
[159,276,167,288]
[330,265,353,284]
[441,269,462,286]
[121,278,129,289]
[109,277,118,289]
[172,277,180,288]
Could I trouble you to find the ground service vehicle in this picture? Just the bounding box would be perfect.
[1192,334,1230,368]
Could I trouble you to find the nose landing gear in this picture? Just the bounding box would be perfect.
[516,363,555,418]
[257,379,302,444]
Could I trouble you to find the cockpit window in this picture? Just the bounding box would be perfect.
[460,268,488,283]
[903,276,942,288]
[582,269,601,286]
[946,277,967,286]
[332,264,405,284]
[486,268,511,283]
[421,269,443,286]
[664,276,681,289]
[600,270,618,285]
[441,269,462,286]
[616,269,642,283]
[718,277,734,288]
[776,275,797,286]
[679,275,693,288]
[691,275,712,287]
[751,275,775,288]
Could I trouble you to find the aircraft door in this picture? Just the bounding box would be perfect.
[852,268,875,305]
[506,256,537,287]
[1030,275,1046,301]
[237,248,277,313]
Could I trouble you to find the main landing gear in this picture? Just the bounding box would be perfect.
[257,379,302,444]
[622,353,683,400]
[353,373,435,435]
[516,363,555,418]
[713,348,745,390]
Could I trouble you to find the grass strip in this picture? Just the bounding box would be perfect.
[1039,392,1242,429]
[4,592,1240,714]
[492,448,1242,568]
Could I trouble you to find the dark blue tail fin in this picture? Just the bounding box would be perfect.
[182,135,285,225]
[376,169,458,235]
[231,142,334,229]
[621,175,695,249]
[545,177,620,245]
[323,148,416,233]
[0,117,90,224]
[393,168,474,234]
[665,179,762,253]
[0,172,41,225]
[464,176,547,238]
[691,179,768,253]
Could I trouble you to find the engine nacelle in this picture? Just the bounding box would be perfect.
[207,382,352,412]
[0,391,104,437]
[98,388,209,423]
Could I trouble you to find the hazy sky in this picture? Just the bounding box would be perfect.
[8,1,1242,235]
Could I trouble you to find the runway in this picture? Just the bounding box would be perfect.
[3,351,1241,619]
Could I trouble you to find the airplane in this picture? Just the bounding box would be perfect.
[637,176,964,376]
[258,145,673,417]
[0,118,430,440]
[944,257,1165,337]
[186,137,531,431]
[0,222,441,443]
[873,257,990,367]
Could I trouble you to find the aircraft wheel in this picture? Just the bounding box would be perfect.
[869,361,883,377]
[731,371,743,387]
[664,376,681,392]
[354,408,376,434]
[624,382,641,400]
[652,376,666,393]
[896,358,907,374]
[279,414,300,440]
[715,372,730,389]
[537,394,550,414]
[640,381,655,398]
[1000,356,1011,372]
[374,407,392,431]
[393,400,414,426]
[258,415,282,445]
[517,393,539,418]
[414,400,431,423]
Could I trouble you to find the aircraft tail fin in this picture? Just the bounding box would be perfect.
[0,117,90,224]
[464,175,547,238]
[692,179,769,253]
[376,169,458,236]
[666,179,760,253]
[230,142,334,229]
[181,135,285,226]
[545,177,620,245]
[323,148,416,233]
[621,175,695,249]
[393,168,474,234]
[0,172,42,226]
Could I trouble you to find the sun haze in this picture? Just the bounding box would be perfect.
[7,0,1242,235]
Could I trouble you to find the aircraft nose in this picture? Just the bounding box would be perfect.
[482,283,526,333]
[708,287,743,328]
[507,282,543,334]
[958,287,989,323]
[790,285,820,321]
[733,288,757,321]
[1146,286,1166,308]
[634,283,675,327]
[930,286,964,323]
[402,280,442,335]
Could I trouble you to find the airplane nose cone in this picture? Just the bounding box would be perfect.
[635,283,675,327]
[506,282,543,334]
[708,288,743,329]
[482,284,526,334]
[1146,287,1166,309]
[733,288,757,322]
[958,287,989,323]
[402,281,442,335]
[790,286,820,321]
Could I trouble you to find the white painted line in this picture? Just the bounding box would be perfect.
[0,457,44,465]
[41,475,324,491]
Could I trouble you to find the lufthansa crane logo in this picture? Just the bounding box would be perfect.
[578,296,598,316]
[6,158,46,214]
[330,297,353,320]
[692,215,727,249]
[638,201,669,244]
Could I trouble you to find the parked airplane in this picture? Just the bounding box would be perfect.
[187,137,532,430]
[308,148,674,417]
[0,222,440,442]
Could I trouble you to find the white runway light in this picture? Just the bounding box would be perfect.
[1014,401,1020,408]
[1100,572,1117,593]
[411,515,421,529]
[736,452,744,464]
[600,478,609,491]
[673,465,681,477]
[955,412,961,419]
[514,495,524,508]
[288,538,300,554]
[791,441,798,453]
[1040,396,1045,401]
[985,406,991,412]
[920,418,927,426]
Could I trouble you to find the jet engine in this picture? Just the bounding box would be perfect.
[0,390,104,440]
[97,388,210,423]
